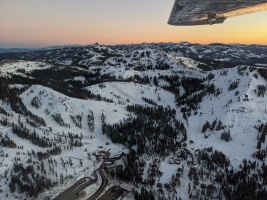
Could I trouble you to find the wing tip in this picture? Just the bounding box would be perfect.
[167,18,227,26]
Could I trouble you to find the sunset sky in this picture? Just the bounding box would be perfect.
[0,0,267,48]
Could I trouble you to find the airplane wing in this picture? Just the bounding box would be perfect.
[168,0,267,26]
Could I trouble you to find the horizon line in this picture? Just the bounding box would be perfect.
[1,41,267,49]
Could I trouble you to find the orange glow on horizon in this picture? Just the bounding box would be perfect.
[0,0,267,47]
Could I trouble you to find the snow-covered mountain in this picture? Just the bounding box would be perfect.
[0,43,122,67]
[111,42,267,66]
[0,42,267,200]
[1,42,267,70]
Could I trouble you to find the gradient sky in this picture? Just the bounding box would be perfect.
[0,0,267,48]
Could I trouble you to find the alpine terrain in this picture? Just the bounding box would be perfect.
[0,42,267,200]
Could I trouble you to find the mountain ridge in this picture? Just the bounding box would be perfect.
[1,42,266,71]
[0,43,267,199]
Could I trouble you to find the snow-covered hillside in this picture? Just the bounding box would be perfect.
[0,43,267,200]
[1,42,267,70]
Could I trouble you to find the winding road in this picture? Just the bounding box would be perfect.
[54,175,97,200]
[87,167,108,200]
[54,162,108,200]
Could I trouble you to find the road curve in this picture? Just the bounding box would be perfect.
[54,172,97,200]
[87,167,108,200]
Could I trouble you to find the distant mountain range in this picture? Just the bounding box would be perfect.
[1,42,266,71]
[0,44,82,53]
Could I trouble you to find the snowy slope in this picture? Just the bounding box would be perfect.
[86,82,175,107]
[0,43,267,200]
